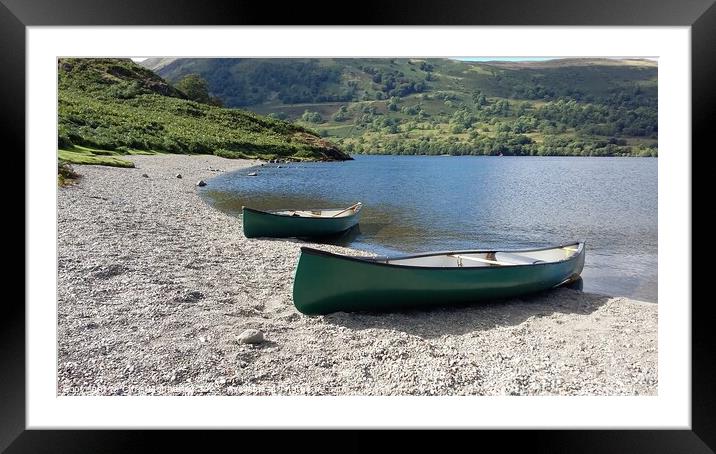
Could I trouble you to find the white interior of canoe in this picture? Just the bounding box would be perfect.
[384,244,581,267]
[272,205,361,218]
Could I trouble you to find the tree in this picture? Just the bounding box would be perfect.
[472,90,487,108]
[419,61,434,72]
[401,104,419,115]
[387,96,401,111]
[175,74,211,104]
[332,105,348,122]
[301,110,323,123]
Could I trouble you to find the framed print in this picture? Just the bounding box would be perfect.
[7,0,713,451]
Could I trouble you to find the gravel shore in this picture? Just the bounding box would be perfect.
[57,155,657,396]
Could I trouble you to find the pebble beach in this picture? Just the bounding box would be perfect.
[57,155,657,396]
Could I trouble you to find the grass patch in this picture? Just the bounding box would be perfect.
[59,149,135,168]
[213,148,259,160]
[58,145,163,167]
[128,149,163,155]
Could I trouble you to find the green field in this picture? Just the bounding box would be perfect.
[58,58,350,167]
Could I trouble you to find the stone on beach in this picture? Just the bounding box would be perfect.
[176,174,182,179]
[237,329,264,344]
[197,180,207,187]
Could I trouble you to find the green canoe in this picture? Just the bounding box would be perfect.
[242,202,362,238]
[292,241,585,315]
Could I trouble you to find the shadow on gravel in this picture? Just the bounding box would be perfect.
[240,339,279,350]
[250,224,365,247]
[322,287,611,339]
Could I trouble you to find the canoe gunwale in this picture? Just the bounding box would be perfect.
[242,205,362,221]
[299,241,585,271]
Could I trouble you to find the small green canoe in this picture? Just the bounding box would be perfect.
[292,241,585,315]
[242,202,362,238]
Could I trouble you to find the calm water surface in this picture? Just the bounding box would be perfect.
[201,155,657,302]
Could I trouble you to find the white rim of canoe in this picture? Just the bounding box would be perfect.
[242,204,362,219]
[298,241,586,270]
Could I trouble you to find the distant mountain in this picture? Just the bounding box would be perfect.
[58,58,350,165]
[142,57,657,157]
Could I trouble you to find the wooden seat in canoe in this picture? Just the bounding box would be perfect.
[449,254,521,266]
[449,252,545,266]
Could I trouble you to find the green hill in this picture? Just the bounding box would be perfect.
[143,57,658,157]
[57,58,350,171]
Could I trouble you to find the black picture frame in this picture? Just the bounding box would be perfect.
[6,0,713,452]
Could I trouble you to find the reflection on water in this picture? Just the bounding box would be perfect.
[200,155,658,302]
[203,188,428,255]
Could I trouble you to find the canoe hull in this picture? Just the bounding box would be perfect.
[242,207,360,238]
[292,243,585,315]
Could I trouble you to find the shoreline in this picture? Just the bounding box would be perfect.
[57,154,657,396]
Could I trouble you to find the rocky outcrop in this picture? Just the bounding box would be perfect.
[292,132,352,161]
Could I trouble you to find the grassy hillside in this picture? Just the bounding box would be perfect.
[144,58,657,157]
[57,58,350,170]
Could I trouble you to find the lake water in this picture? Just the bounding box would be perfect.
[201,155,658,302]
